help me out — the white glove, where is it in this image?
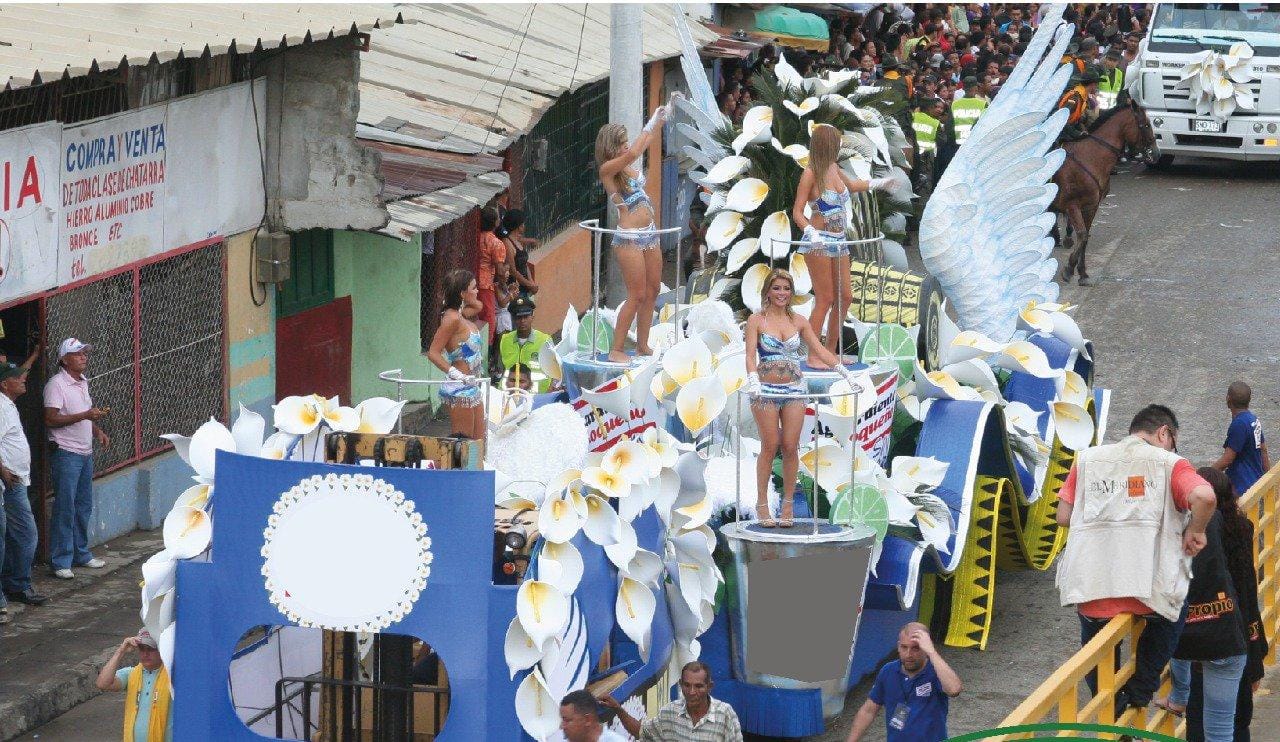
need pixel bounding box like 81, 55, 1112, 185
746, 373, 761, 395
448, 368, 478, 385
643, 105, 669, 132
802, 225, 820, 244
867, 177, 894, 191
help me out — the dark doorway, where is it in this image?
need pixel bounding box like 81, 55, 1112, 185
0, 300, 47, 557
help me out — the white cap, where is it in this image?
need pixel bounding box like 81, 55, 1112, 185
58, 338, 92, 359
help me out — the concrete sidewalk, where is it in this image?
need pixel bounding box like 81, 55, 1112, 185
1246, 664, 1280, 734
0, 531, 161, 741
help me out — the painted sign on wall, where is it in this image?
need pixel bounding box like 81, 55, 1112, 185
60, 107, 167, 283
0, 122, 60, 304
57, 82, 265, 285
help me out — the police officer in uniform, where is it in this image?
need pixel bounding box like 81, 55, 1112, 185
912, 97, 943, 193
1057, 67, 1100, 141
498, 296, 552, 392
1098, 49, 1126, 110
951, 77, 988, 146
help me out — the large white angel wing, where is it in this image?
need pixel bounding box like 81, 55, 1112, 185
671, 6, 733, 180
918, 4, 1075, 342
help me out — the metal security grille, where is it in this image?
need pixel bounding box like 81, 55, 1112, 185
44, 244, 226, 475
520, 80, 609, 240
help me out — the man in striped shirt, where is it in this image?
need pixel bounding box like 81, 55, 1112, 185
602, 661, 743, 741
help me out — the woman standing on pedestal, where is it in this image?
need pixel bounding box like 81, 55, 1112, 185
745, 268, 858, 528
594, 95, 679, 363
792, 123, 891, 365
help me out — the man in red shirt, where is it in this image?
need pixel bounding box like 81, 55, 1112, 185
476, 207, 507, 343
1056, 404, 1216, 713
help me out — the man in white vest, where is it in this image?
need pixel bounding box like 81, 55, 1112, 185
1055, 405, 1215, 713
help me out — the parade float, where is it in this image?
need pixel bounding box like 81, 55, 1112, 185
136, 4, 1107, 740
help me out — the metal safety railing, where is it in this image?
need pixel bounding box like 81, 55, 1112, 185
578, 219, 685, 358
378, 369, 491, 436
731, 381, 866, 537
999, 463, 1280, 739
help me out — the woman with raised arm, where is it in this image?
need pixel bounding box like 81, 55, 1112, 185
792, 123, 892, 366
427, 268, 486, 440
594, 94, 679, 364
745, 268, 860, 528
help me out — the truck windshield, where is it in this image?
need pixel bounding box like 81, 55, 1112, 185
1151, 4, 1280, 53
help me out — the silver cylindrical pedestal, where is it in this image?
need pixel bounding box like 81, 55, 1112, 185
718, 519, 876, 718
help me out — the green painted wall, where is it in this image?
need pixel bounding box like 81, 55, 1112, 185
332, 230, 440, 403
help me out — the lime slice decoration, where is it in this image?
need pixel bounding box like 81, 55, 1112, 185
576, 309, 615, 357
830, 481, 889, 543
859, 323, 916, 381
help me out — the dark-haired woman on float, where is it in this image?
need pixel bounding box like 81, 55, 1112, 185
427, 268, 486, 440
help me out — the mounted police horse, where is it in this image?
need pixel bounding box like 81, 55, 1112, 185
1053, 94, 1157, 285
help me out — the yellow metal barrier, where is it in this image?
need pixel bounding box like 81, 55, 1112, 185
999, 463, 1280, 739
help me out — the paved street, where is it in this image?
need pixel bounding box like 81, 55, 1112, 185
807, 156, 1280, 742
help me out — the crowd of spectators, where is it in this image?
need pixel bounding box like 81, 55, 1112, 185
717, 4, 1151, 186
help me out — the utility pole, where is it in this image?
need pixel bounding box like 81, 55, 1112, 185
605, 3, 644, 308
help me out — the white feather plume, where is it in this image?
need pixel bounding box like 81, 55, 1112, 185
917, 4, 1074, 342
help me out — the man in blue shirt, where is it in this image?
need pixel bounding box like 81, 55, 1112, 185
1214, 381, 1270, 495
845, 622, 963, 742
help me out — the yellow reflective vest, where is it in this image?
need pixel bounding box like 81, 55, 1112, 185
499, 329, 552, 390
1098, 68, 1125, 109
912, 112, 941, 154
950, 97, 987, 145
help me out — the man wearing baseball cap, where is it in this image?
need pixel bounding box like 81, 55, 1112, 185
97, 629, 172, 741
43, 338, 110, 579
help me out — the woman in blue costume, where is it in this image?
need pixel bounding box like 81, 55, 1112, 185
745, 268, 858, 528
791, 123, 892, 366
427, 268, 486, 440
594, 94, 679, 363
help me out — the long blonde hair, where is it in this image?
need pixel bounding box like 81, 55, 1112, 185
807, 123, 840, 185
594, 123, 628, 168
761, 268, 796, 315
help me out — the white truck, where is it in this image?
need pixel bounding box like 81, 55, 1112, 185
1133, 3, 1280, 165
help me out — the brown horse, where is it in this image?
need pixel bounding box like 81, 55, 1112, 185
1053, 96, 1156, 285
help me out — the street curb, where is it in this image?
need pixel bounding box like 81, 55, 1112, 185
0, 645, 117, 741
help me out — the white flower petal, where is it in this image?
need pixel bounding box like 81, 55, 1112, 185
516, 580, 570, 648
162, 506, 211, 560
706, 211, 745, 252
504, 617, 549, 679
724, 178, 769, 213
538, 540, 584, 594
1052, 401, 1096, 451
273, 395, 322, 435
616, 577, 657, 656
515, 668, 561, 740
188, 418, 236, 483
355, 397, 406, 434
675, 376, 728, 436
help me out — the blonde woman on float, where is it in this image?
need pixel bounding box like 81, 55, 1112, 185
745, 268, 859, 528
594, 93, 682, 364
791, 123, 893, 366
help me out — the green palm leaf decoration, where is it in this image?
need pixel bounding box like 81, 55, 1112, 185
695, 56, 918, 310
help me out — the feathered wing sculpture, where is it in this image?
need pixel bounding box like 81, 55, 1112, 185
918, 4, 1075, 342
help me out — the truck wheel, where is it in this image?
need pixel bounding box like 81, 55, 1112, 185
1150, 154, 1174, 170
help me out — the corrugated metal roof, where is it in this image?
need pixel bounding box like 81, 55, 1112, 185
360, 137, 504, 202
359, 3, 718, 154
380, 170, 510, 241
0, 3, 403, 89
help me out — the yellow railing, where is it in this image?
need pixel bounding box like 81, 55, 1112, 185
999, 463, 1280, 739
